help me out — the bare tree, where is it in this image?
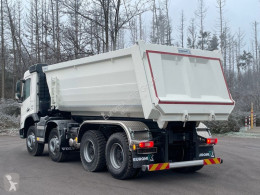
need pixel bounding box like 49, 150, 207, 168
216, 0, 225, 51
236, 28, 245, 81
55, 0, 61, 61
195, 0, 207, 50
129, 17, 138, 44
139, 13, 142, 40
253, 21, 259, 72
187, 18, 197, 49
35, 0, 41, 62
50, 0, 56, 61
165, 0, 171, 45
5, 0, 17, 96
64, 0, 150, 52
178, 10, 185, 48
150, 0, 172, 45
1, 0, 5, 99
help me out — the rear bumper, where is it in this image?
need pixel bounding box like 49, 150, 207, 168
142, 158, 223, 172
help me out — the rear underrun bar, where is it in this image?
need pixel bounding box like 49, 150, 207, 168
142, 158, 223, 172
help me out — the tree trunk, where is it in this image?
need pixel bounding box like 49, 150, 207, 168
56, 0, 60, 62
1, 0, 5, 99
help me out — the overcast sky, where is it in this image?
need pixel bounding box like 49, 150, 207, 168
150, 0, 260, 50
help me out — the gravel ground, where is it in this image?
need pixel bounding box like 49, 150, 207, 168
0, 136, 260, 195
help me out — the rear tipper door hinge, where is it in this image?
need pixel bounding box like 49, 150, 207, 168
51, 77, 59, 109
209, 111, 216, 121
182, 110, 189, 127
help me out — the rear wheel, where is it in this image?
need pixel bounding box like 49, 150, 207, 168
80, 130, 106, 172
106, 132, 139, 180
26, 126, 44, 156
48, 128, 67, 162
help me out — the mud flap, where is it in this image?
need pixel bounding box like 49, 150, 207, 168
132, 151, 155, 168
198, 146, 215, 159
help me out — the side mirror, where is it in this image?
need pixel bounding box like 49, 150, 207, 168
15, 80, 23, 103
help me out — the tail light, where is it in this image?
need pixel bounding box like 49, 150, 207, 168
206, 138, 218, 145
139, 141, 154, 148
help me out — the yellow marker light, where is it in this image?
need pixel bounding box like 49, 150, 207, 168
37, 137, 40, 141
75, 137, 78, 143
132, 144, 136, 150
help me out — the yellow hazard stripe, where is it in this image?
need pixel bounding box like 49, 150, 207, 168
149, 163, 169, 171
213, 158, 220, 164
204, 159, 212, 165
160, 163, 169, 170
149, 164, 158, 171
204, 158, 222, 165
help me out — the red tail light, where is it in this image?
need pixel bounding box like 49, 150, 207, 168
139, 141, 154, 148
206, 138, 218, 145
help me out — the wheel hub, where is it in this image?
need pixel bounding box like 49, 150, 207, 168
27, 133, 36, 150
110, 143, 124, 169
49, 136, 59, 155
83, 140, 95, 163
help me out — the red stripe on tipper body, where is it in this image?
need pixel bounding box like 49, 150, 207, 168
217, 158, 221, 163
166, 163, 170, 169
149, 164, 153, 169
156, 163, 163, 170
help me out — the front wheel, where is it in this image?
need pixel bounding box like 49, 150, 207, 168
26, 126, 44, 156
106, 132, 139, 180
48, 128, 67, 162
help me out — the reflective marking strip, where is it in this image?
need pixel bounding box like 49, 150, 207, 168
160, 163, 170, 170
36, 137, 44, 142
204, 158, 221, 165
209, 159, 215, 164
149, 164, 158, 171
156, 163, 163, 170
204, 159, 212, 165
213, 158, 220, 164
148, 163, 169, 171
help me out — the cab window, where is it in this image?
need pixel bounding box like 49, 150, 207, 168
23, 79, 31, 101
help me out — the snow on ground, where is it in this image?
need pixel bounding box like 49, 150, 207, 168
213, 127, 260, 138
0, 128, 19, 136
0, 99, 20, 136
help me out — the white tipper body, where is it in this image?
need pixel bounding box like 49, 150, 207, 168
40, 41, 234, 128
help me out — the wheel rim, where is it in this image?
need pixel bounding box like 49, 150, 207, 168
49, 135, 59, 155
83, 140, 95, 163
110, 143, 124, 169
27, 132, 36, 150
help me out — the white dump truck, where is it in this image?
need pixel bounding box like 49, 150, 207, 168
16, 41, 234, 179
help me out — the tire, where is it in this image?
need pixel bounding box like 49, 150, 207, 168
133, 168, 143, 178
26, 126, 44, 156
106, 132, 139, 180
48, 128, 67, 162
80, 130, 106, 172
174, 165, 204, 173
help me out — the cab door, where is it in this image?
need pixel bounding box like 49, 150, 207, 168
20, 77, 33, 128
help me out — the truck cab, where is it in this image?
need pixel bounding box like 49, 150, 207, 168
16, 64, 50, 138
